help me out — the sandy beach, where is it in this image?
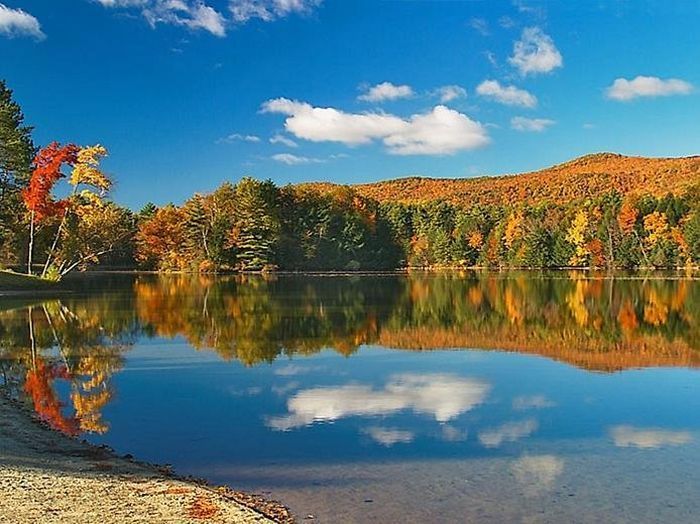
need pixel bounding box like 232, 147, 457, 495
0, 394, 293, 524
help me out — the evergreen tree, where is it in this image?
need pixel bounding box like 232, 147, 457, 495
0, 80, 35, 265
229, 178, 281, 271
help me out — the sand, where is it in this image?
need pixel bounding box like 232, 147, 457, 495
0, 394, 293, 524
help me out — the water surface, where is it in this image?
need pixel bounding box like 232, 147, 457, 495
1, 272, 699, 522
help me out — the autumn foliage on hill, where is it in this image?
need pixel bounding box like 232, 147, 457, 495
303, 153, 700, 207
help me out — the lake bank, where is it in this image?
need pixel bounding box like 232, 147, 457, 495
0, 392, 293, 524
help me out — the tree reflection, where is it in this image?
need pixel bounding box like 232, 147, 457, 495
0, 299, 131, 436
1, 271, 700, 435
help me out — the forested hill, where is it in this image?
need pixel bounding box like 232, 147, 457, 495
302, 153, 700, 207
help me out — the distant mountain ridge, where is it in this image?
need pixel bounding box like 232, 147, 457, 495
301, 153, 700, 206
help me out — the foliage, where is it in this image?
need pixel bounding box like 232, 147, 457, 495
0, 80, 35, 265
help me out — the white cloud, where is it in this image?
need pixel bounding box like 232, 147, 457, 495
271, 153, 324, 165
610, 425, 692, 449
0, 4, 45, 40
182, 2, 227, 36
476, 80, 537, 108
510, 116, 555, 132
512, 395, 556, 410
509, 27, 562, 75
266, 373, 490, 430
434, 85, 467, 103
229, 0, 322, 23
97, 0, 227, 36
363, 426, 414, 446
269, 133, 298, 147
219, 133, 261, 143
511, 455, 564, 496
605, 76, 693, 101
358, 82, 414, 103
478, 419, 538, 448
469, 17, 489, 36
261, 98, 490, 155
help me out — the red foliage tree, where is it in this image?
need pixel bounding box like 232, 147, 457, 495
22, 142, 79, 274
23, 142, 79, 220
24, 359, 80, 436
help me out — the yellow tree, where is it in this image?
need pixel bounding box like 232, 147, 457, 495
41, 145, 113, 277
566, 210, 589, 266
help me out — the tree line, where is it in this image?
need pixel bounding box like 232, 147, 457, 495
2, 78, 700, 274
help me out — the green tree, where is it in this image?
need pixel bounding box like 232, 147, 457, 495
0, 80, 35, 265
229, 178, 281, 271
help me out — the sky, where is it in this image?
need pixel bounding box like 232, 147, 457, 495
1, 0, 699, 209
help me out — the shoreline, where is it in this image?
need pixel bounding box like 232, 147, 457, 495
0, 391, 294, 524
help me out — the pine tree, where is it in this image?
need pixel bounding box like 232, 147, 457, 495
0, 80, 35, 265
229, 178, 281, 271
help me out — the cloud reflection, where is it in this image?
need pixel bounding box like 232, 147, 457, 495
512, 394, 556, 410
267, 373, 490, 431
363, 426, 415, 446
511, 455, 564, 496
478, 419, 538, 448
610, 425, 692, 449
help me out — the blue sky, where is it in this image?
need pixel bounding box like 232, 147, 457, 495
1, 0, 699, 209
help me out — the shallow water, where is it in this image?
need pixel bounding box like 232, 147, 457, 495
2, 272, 700, 522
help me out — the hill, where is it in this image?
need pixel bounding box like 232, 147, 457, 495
301, 153, 700, 206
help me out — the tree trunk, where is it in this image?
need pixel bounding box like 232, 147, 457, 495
27, 211, 35, 275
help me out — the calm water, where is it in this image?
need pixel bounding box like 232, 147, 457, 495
2, 272, 700, 523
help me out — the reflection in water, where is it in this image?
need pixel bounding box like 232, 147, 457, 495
2, 272, 700, 522
610, 426, 693, 449
267, 374, 490, 431
511, 455, 565, 497
362, 426, 415, 446
0, 300, 130, 435
512, 394, 556, 410
1, 270, 699, 436
478, 419, 538, 448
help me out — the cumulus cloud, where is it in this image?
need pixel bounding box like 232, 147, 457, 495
0, 4, 45, 40
261, 98, 489, 155
96, 0, 226, 36
269, 133, 298, 147
230, 0, 322, 23
476, 80, 537, 108
363, 426, 414, 446
218, 133, 261, 143
358, 82, 414, 102
605, 76, 693, 101
610, 425, 692, 449
510, 116, 555, 132
478, 419, 538, 448
511, 455, 564, 496
434, 85, 467, 103
509, 27, 562, 75
271, 153, 325, 165
266, 373, 490, 430
512, 394, 556, 410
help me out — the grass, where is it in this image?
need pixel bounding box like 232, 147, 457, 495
0, 270, 59, 291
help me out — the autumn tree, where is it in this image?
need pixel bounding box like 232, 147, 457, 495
22, 142, 79, 274
135, 205, 189, 271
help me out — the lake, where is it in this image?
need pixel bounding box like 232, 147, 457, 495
2, 271, 700, 523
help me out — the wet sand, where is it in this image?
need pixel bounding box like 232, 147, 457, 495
0, 394, 293, 523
